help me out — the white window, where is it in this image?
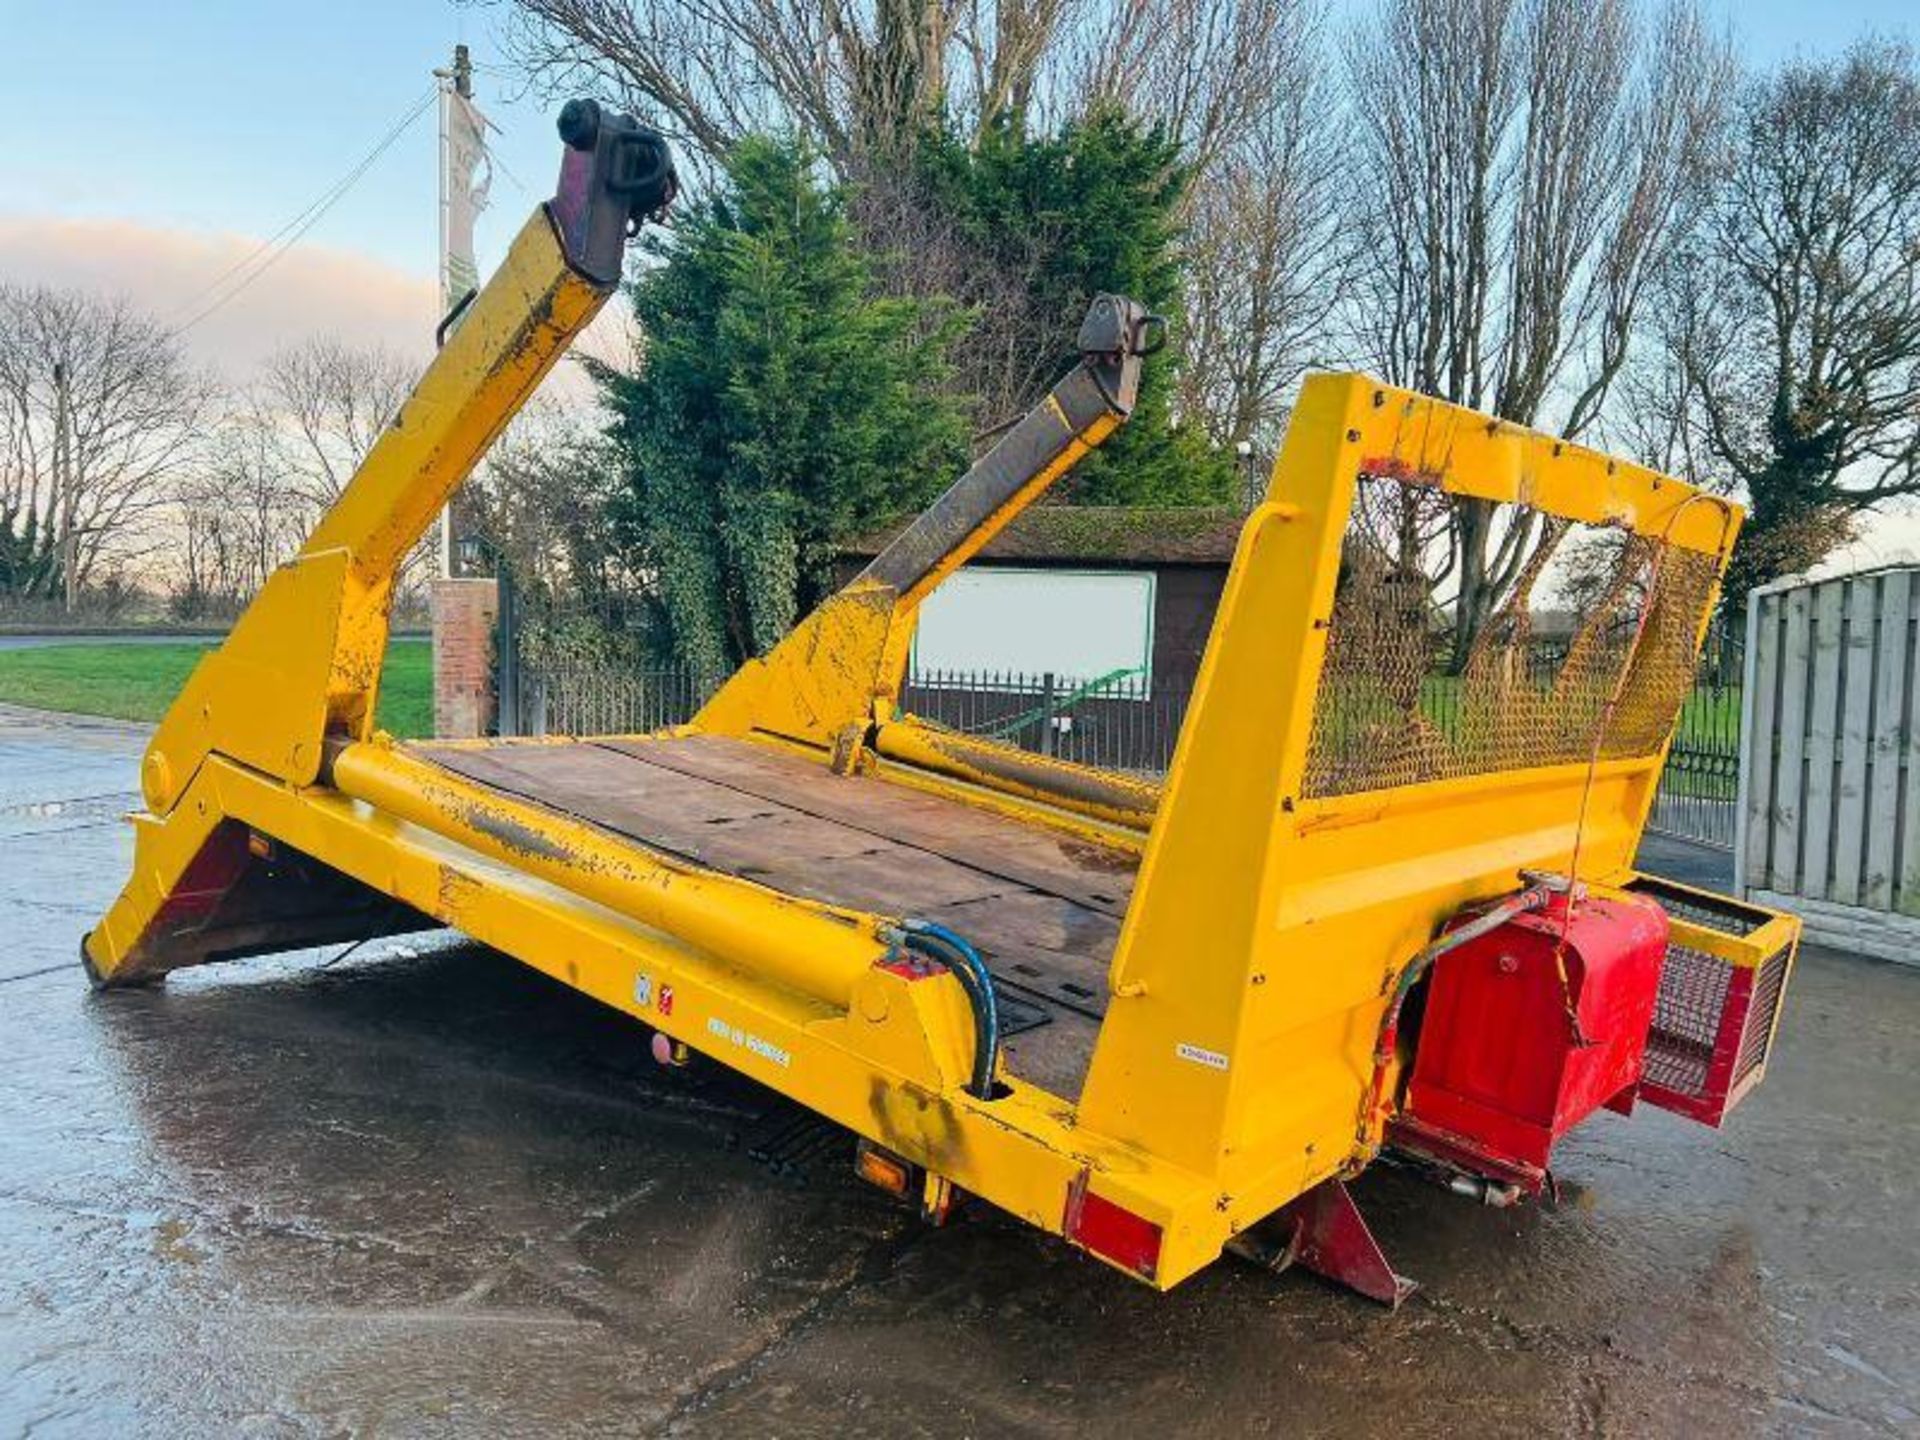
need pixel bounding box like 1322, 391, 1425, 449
910, 567, 1155, 693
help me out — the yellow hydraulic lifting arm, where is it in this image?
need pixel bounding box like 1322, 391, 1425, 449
132, 101, 676, 823
692, 297, 1165, 758
85, 102, 678, 982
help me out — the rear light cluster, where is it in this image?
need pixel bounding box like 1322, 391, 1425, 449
853, 1139, 955, 1225
854, 1140, 914, 1197
1064, 1177, 1163, 1282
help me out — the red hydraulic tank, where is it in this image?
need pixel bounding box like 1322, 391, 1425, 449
1403, 890, 1668, 1175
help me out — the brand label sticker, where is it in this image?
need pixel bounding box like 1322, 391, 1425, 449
658, 983, 675, 1017
633, 973, 653, 1009
708, 1015, 793, 1068
1176, 1041, 1230, 1071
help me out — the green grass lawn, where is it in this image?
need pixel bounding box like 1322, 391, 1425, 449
1405, 673, 1739, 746
0, 639, 434, 738
1677, 684, 1742, 742
0, 638, 1736, 761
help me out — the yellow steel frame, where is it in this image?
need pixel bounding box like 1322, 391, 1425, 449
1073, 377, 1753, 1215
84, 183, 1798, 1290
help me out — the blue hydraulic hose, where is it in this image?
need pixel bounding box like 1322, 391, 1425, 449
930, 948, 996, 1098
901, 923, 998, 1098
907, 920, 994, 999
908, 921, 998, 1045
902, 919, 1001, 1100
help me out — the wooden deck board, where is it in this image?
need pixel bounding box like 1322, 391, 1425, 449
407, 734, 1140, 1098
595, 736, 1138, 916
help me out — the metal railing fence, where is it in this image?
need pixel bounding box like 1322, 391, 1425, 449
1647, 623, 1744, 849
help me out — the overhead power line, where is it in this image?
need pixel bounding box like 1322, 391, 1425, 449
168, 86, 438, 340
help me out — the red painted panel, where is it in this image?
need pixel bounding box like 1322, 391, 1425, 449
1405, 892, 1667, 1173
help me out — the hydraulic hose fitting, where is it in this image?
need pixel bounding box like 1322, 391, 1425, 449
899, 919, 1001, 1101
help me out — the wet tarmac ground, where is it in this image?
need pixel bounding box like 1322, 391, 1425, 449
1, 704, 1915, 1437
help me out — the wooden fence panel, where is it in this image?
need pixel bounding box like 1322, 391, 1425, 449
1770, 587, 1813, 893
1740, 565, 1920, 964
1898, 579, 1920, 920
1741, 588, 1782, 883
1799, 581, 1845, 898
1863, 570, 1910, 912
1832, 577, 1877, 904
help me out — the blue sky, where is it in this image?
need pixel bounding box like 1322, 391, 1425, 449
0, 0, 1912, 376
0, 2, 554, 280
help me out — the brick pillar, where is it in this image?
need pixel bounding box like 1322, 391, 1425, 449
431, 577, 498, 739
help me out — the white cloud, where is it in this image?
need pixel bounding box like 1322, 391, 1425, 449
0, 213, 629, 394
0, 215, 436, 376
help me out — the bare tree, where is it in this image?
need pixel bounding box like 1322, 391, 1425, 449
499, 0, 1315, 185
499, 0, 1079, 178
500, 0, 1344, 456
1669, 40, 1920, 602
1597, 297, 1716, 487
1343, 0, 1732, 664
1174, 1, 1352, 453
172, 473, 247, 620
171, 413, 307, 615
848, 157, 1052, 429
258, 337, 416, 512
166, 337, 426, 613
1053, 0, 1306, 179
0, 284, 211, 606
463, 399, 630, 592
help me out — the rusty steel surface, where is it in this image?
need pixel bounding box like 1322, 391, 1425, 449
409, 735, 1131, 1097
857, 299, 1151, 604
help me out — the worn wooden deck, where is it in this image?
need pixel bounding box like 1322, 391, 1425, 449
408, 733, 1140, 1098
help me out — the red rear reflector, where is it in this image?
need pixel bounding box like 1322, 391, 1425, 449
1066, 1186, 1163, 1281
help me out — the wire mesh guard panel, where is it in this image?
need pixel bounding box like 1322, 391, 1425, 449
1638, 938, 1792, 1124
1640, 943, 1737, 1096
1624, 876, 1771, 937
1619, 878, 1791, 1124
1301, 472, 1723, 799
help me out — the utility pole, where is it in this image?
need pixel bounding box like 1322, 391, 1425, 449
429, 41, 510, 739
52, 360, 75, 612
433, 43, 476, 579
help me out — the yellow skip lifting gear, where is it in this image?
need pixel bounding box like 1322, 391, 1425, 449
83, 104, 1800, 1301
